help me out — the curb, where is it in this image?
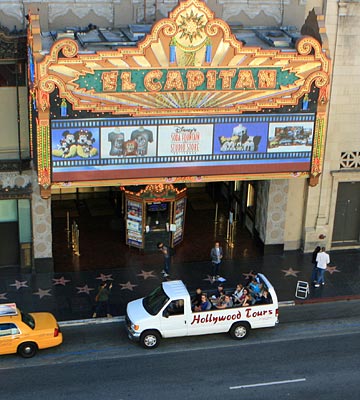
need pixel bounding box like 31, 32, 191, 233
58, 297, 360, 327
59, 316, 124, 327
294, 293, 360, 305
59, 300, 296, 327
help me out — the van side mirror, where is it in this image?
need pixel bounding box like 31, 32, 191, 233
163, 310, 169, 318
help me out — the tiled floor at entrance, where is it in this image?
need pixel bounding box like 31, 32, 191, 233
52, 188, 264, 273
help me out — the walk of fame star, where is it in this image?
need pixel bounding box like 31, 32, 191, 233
242, 270, 256, 279
33, 288, 52, 299
96, 273, 113, 282
326, 266, 341, 274
0, 293, 8, 300
52, 276, 71, 286
76, 284, 94, 294
137, 270, 157, 280
203, 275, 219, 283
119, 281, 137, 291
281, 268, 300, 277
10, 280, 29, 290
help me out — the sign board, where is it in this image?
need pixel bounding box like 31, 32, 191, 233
51, 113, 315, 182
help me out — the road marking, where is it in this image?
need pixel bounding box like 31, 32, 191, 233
230, 378, 306, 390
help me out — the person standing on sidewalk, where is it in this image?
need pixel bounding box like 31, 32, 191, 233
157, 242, 172, 278
92, 281, 113, 318
210, 241, 223, 281
315, 247, 330, 287
311, 245, 321, 285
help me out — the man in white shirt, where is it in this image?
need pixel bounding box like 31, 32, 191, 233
315, 247, 330, 287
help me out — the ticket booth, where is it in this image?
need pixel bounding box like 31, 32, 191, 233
122, 184, 187, 251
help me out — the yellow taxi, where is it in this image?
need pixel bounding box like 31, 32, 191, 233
0, 303, 63, 358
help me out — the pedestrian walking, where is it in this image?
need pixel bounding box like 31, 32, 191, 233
157, 242, 173, 278
311, 245, 321, 285
92, 281, 113, 318
210, 241, 223, 281
315, 247, 330, 287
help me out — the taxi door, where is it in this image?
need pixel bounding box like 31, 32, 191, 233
0, 323, 21, 355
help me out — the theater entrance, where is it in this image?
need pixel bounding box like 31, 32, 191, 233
122, 184, 187, 252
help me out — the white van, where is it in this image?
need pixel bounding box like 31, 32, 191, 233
125, 273, 278, 348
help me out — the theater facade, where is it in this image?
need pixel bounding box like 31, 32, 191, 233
25, 0, 334, 270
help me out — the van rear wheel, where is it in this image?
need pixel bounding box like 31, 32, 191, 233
230, 322, 249, 340
140, 330, 160, 349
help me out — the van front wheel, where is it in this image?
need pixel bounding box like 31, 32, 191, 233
140, 330, 161, 349
230, 322, 249, 340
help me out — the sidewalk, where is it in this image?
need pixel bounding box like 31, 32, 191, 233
0, 248, 359, 322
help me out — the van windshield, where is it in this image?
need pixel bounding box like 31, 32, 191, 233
143, 286, 169, 315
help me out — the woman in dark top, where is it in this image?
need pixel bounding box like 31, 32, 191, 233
311, 246, 321, 284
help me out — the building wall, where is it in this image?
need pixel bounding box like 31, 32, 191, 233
0, 87, 29, 159
31, 171, 54, 270
1, 0, 312, 31
264, 180, 287, 248
302, 0, 360, 252
1, 0, 359, 259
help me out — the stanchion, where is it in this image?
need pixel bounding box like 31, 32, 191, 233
226, 219, 235, 248
71, 220, 80, 256
66, 211, 71, 248
214, 202, 219, 222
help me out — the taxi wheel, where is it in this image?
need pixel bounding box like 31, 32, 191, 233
229, 322, 249, 340
18, 342, 38, 358
140, 330, 160, 349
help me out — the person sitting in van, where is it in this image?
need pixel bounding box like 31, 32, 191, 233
256, 289, 271, 305
249, 278, 262, 302
232, 283, 244, 305
167, 299, 184, 315
191, 288, 203, 310
194, 293, 212, 312
215, 283, 225, 299
240, 288, 252, 307
216, 294, 233, 309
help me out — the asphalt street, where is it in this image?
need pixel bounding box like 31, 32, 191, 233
1, 299, 360, 369
1, 317, 359, 400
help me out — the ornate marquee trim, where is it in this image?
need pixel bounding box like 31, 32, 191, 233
32, 0, 331, 117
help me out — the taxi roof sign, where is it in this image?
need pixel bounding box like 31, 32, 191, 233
0, 303, 18, 316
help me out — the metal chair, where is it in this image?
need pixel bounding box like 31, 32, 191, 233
295, 281, 310, 299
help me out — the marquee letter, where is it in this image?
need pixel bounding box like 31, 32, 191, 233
186, 70, 205, 91
219, 70, 236, 89
164, 71, 185, 91
258, 70, 277, 89
144, 70, 163, 92
206, 70, 217, 90
235, 70, 255, 89
120, 71, 136, 91
101, 71, 118, 91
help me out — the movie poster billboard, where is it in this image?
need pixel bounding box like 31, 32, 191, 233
51, 113, 315, 181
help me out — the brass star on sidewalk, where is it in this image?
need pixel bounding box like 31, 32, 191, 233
119, 281, 138, 291
52, 276, 71, 286
137, 270, 157, 280
76, 284, 95, 294
96, 273, 113, 282
10, 280, 29, 290
281, 268, 301, 277
33, 288, 52, 299
0, 293, 8, 300
326, 266, 341, 274
203, 275, 215, 283
242, 270, 257, 279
